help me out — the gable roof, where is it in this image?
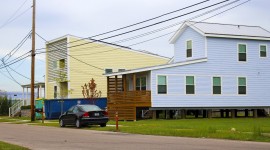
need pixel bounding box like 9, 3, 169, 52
170, 21, 270, 43
46, 35, 170, 60
104, 58, 207, 76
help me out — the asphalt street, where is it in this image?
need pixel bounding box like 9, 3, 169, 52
0, 123, 270, 150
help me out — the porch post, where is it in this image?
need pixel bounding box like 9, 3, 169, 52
115, 76, 118, 92
123, 75, 127, 92
133, 74, 136, 91
107, 77, 109, 93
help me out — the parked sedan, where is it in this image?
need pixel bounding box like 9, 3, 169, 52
59, 104, 109, 128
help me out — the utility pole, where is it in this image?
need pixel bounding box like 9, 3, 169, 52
30, 0, 36, 121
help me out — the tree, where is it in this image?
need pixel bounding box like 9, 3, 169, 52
81, 78, 101, 104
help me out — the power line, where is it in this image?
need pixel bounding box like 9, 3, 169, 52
1, 60, 21, 86
36, 0, 238, 57
36, 0, 211, 50
35, 0, 230, 53
0, 70, 21, 86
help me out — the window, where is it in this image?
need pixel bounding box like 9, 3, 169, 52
260, 45, 267, 57
213, 77, 221, 94
136, 77, 146, 91
157, 76, 167, 94
118, 69, 125, 72
105, 69, 113, 74
186, 76, 195, 94
238, 44, 246, 61
54, 86, 57, 98
186, 40, 192, 58
59, 59, 65, 68
238, 77, 246, 95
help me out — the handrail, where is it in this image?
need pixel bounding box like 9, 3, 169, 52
9, 100, 24, 117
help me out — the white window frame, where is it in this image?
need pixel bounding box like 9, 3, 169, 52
186, 39, 193, 59
237, 43, 248, 62
136, 76, 147, 91
185, 75, 196, 95
237, 76, 247, 95
156, 75, 168, 95
212, 76, 222, 95
259, 44, 267, 58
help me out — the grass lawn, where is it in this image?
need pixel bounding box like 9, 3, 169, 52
1, 116, 270, 142
0, 141, 29, 150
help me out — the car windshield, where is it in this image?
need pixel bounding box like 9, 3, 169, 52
79, 105, 102, 112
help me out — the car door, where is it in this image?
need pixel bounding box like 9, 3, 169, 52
66, 106, 79, 125
63, 106, 75, 125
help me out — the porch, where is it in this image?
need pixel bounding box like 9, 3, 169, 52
107, 72, 151, 121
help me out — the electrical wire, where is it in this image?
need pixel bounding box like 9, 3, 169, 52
35, 0, 230, 53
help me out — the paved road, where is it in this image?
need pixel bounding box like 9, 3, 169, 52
0, 123, 270, 150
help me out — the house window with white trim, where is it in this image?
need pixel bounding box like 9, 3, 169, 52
136, 77, 146, 91
238, 77, 246, 95
105, 69, 113, 74
260, 45, 267, 57
157, 76, 167, 94
186, 40, 192, 58
238, 44, 246, 61
213, 77, 221, 94
186, 76, 195, 94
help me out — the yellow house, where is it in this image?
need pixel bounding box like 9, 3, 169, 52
45, 35, 170, 99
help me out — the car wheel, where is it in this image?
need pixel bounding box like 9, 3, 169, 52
76, 119, 81, 128
100, 123, 106, 127
59, 119, 65, 127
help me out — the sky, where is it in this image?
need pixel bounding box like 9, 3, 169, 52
0, 0, 269, 92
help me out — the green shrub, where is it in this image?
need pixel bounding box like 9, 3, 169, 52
21, 105, 31, 110
0, 96, 12, 115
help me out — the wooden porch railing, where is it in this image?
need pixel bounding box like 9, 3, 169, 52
107, 91, 151, 121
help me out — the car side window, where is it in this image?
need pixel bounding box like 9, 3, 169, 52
72, 106, 79, 113
67, 106, 74, 113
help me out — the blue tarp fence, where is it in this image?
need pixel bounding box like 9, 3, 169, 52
44, 98, 107, 120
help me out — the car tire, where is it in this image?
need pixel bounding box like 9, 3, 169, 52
59, 119, 65, 127
100, 123, 106, 127
76, 119, 81, 128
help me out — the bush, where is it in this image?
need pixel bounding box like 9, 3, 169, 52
0, 96, 12, 116
21, 105, 31, 110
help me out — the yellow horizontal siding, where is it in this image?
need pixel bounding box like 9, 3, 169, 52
48, 36, 169, 98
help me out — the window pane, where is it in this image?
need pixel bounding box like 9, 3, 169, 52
213, 86, 221, 94
213, 77, 221, 86
105, 69, 113, 74
260, 45, 266, 52
59, 59, 65, 68
260, 51, 267, 57
186, 85, 195, 94
238, 77, 246, 86
118, 69, 125, 72
238, 44, 246, 53
136, 78, 140, 86
158, 76, 166, 85
141, 77, 146, 87
260, 45, 267, 57
187, 40, 192, 49
186, 76, 194, 85
239, 53, 246, 61
187, 49, 192, 57
158, 85, 167, 94
141, 86, 146, 90
238, 86, 246, 94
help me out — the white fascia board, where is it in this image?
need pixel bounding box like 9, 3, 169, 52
104, 58, 207, 77
169, 23, 205, 44
46, 35, 69, 45
206, 34, 270, 41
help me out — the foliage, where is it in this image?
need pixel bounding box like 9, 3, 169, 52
81, 78, 102, 98
53, 64, 71, 98
0, 141, 29, 150
0, 96, 12, 116
21, 105, 31, 110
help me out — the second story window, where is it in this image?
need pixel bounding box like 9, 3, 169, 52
186, 40, 192, 58
157, 75, 167, 94
260, 45, 267, 57
238, 44, 247, 62
59, 59, 65, 69
186, 76, 195, 94
238, 77, 246, 95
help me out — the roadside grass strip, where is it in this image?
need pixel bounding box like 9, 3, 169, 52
0, 141, 29, 150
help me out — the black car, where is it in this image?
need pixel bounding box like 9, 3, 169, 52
59, 104, 109, 128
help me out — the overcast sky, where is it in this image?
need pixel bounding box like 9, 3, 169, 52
0, 0, 269, 92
